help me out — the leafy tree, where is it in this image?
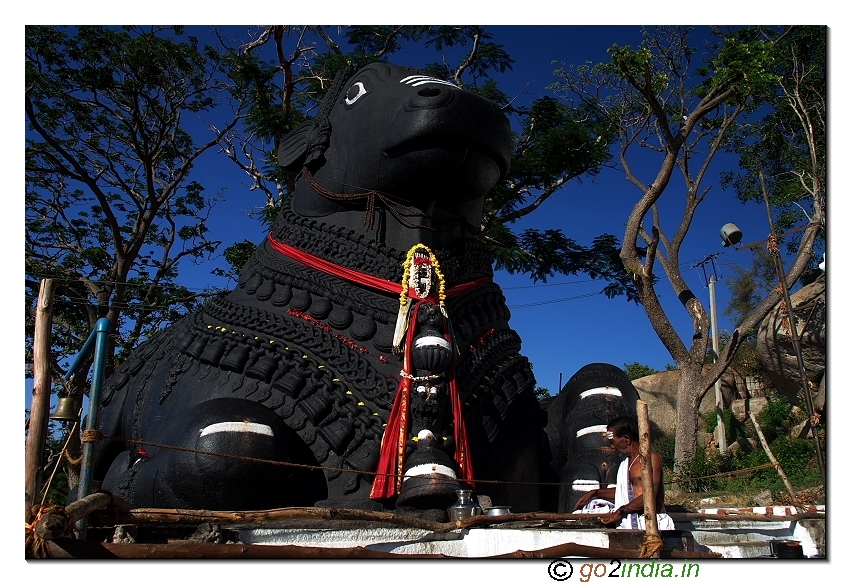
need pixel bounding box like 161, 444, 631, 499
623, 362, 660, 381
548, 26, 824, 480
717, 330, 761, 378
723, 245, 780, 327
534, 386, 552, 400
25, 26, 242, 486
26, 26, 240, 375
216, 26, 635, 296
721, 26, 825, 255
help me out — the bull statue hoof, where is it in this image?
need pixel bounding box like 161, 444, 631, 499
91, 62, 549, 513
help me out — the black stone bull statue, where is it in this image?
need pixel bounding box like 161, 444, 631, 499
543, 363, 640, 513
91, 62, 559, 514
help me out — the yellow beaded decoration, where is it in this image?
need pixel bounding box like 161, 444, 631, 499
399, 243, 446, 308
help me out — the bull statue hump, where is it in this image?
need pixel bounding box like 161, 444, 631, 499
91, 62, 553, 516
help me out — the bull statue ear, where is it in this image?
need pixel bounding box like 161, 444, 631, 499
277, 120, 314, 171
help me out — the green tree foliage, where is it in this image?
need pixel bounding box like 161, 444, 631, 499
678, 394, 822, 497
721, 26, 825, 255
547, 26, 824, 478
26, 26, 240, 375
723, 246, 779, 327
623, 362, 659, 380
715, 330, 761, 378
534, 386, 552, 400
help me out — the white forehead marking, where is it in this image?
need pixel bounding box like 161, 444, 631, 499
400, 75, 458, 88
199, 421, 274, 438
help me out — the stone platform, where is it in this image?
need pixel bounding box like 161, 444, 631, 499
231, 506, 824, 558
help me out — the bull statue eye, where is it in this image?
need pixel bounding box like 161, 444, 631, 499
345, 81, 368, 105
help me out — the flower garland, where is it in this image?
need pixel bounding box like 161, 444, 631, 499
399, 244, 446, 308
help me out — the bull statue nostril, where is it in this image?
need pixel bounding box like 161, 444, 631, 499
417, 87, 442, 98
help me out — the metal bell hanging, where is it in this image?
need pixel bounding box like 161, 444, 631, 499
50, 396, 80, 422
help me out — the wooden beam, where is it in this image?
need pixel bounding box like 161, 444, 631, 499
110, 505, 632, 532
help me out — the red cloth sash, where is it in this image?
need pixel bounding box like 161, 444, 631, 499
267, 234, 491, 298
265, 233, 480, 498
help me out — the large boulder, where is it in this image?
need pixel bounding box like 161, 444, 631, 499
631, 368, 745, 438
756, 275, 825, 410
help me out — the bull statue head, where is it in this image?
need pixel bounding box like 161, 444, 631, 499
277, 62, 512, 251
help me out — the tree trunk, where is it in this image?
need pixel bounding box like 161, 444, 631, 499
672, 362, 702, 491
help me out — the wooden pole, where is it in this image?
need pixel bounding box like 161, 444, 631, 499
636, 400, 661, 557
34, 492, 112, 541
759, 170, 825, 482
749, 411, 798, 506
25, 279, 56, 522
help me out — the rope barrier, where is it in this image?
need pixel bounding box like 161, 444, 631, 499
668, 462, 778, 486
78, 430, 788, 491
96, 432, 548, 487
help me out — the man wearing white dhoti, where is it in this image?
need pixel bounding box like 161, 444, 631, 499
573, 416, 674, 530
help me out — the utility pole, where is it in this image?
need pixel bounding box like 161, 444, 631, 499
695, 255, 726, 452
708, 272, 726, 452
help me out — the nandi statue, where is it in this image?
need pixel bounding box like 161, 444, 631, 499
91, 62, 564, 516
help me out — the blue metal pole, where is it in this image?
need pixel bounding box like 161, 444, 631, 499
62, 325, 99, 382
73, 317, 111, 538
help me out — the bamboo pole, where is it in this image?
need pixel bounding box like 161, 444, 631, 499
25, 279, 56, 523
759, 170, 825, 482
749, 411, 798, 506
636, 400, 660, 557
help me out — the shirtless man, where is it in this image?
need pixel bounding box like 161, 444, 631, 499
573, 416, 674, 530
